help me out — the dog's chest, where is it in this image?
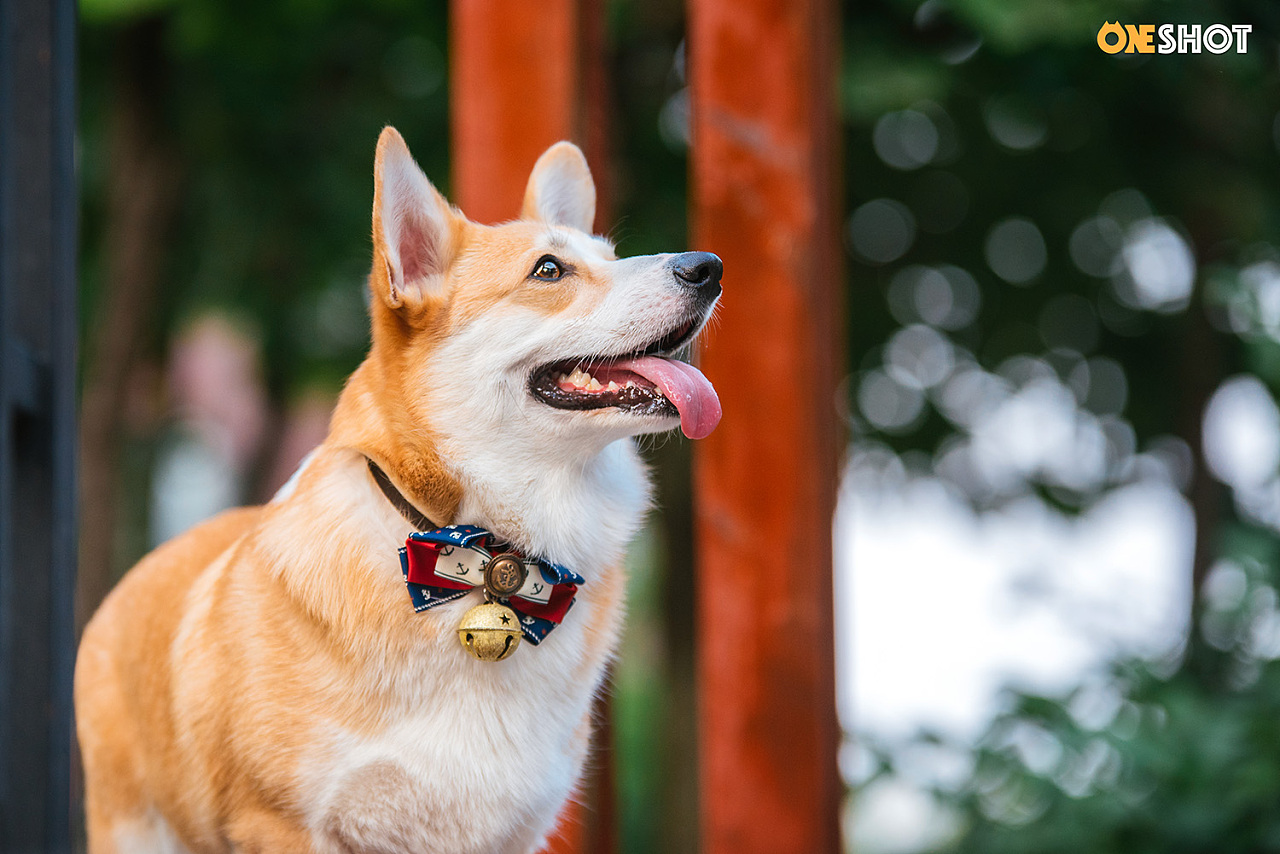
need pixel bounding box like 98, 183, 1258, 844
304, 636, 595, 854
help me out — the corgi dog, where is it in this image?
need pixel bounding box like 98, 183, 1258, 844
75, 127, 722, 854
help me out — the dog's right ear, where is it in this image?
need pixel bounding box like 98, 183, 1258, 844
372, 127, 458, 310
521, 142, 596, 233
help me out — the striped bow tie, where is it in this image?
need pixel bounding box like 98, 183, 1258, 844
399, 525, 583, 646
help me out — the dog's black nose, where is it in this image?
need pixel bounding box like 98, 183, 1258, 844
671, 251, 723, 294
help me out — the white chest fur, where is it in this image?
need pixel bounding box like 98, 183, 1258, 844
302, 608, 598, 854
274, 449, 635, 854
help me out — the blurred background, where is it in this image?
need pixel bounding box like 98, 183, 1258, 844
76, 0, 1280, 851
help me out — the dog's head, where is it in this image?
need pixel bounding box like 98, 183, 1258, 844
365, 127, 721, 456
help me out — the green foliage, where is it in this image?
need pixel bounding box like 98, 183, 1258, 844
81, 0, 452, 396
844, 0, 1280, 849
926, 599, 1280, 852
80, 0, 175, 26
843, 0, 1280, 502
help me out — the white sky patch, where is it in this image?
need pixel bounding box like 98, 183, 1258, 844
1202, 375, 1280, 533
1203, 375, 1280, 490
1115, 218, 1196, 312
848, 776, 962, 854
836, 463, 1194, 744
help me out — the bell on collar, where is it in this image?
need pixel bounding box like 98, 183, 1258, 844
458, 602, 522, 662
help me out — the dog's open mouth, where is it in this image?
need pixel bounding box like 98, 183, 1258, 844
529, 319, 722, 439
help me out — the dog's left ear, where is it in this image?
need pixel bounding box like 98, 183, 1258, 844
521, 142, 596, 233
373, 126, 459, 310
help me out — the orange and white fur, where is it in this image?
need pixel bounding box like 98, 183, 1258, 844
75, 127, 722, 854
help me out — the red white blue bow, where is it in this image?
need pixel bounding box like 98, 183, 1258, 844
399, 525, 583, 645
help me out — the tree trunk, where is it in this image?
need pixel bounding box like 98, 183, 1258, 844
76, 20, 179, 633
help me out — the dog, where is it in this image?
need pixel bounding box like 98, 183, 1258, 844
75, 126, 722, 853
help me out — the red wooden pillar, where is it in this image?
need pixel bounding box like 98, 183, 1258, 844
450, 0, 576, 223
450, 2, 613, 853
450, 0, 611, 230
689, 0, 844, 851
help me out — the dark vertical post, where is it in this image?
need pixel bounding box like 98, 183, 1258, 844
689, 0, 844, 851
0, 0, 79, 850
450, 2, 614, 852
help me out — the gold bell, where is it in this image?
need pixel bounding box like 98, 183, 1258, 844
457, 602, 522, 662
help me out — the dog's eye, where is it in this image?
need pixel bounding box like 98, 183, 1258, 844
532, 256, 565, 280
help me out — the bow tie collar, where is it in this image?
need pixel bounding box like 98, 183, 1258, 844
367, 457, 585, 655
399, 525, 583, 646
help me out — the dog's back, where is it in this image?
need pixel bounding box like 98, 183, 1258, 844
77, 507, 262, 852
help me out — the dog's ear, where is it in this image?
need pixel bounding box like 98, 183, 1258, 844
520, 142, 596, 233
372, 127, 458, 310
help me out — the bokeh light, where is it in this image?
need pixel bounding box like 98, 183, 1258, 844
885, 324, 956, 390
985, 217, 1047, 284
874, 109, 939, 170
982, 95, 1048, 152
1069, 215, 1125, 278
859, 368, 927, 433
887, 264, 981, 330
1113, 219, 1196, 313
1203, 375, 1280, 493
849, 198, 917, 264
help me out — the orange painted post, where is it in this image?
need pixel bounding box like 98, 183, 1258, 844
451, 0, 579, 225
689, 0, 844, 851
449, 3, 613, 853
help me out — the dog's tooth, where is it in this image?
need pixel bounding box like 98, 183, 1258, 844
586, 377, 603, 391
607, 381, 619, 392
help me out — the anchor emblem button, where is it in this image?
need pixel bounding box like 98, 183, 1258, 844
484, 553, 528, 599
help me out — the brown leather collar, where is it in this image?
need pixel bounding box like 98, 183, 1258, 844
367, 458, 437, 531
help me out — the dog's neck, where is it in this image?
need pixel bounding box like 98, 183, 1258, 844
329, 357, 652, 576
327, 358, 463, 518
447, 435, 651, 576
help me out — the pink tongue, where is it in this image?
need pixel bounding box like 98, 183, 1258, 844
611, 356, 722, 439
